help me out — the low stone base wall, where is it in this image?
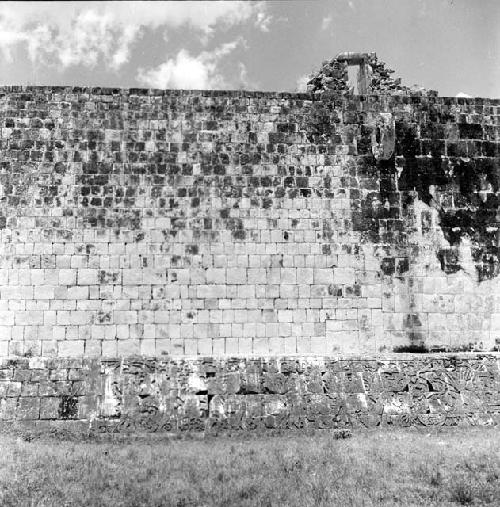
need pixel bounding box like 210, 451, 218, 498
1, 355, 499, 434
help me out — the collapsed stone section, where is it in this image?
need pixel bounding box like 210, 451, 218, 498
307, 52, 436, 97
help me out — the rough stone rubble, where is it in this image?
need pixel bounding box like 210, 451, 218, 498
307, 52, 437, 96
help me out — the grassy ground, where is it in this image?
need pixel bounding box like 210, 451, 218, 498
0, 426, 499, 506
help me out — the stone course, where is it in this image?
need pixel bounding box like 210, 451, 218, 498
0, 355, 499, 433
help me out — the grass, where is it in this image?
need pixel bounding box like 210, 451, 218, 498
0, 426, 499, 506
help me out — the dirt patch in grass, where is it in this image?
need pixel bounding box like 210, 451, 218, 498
0, 426, 499, 506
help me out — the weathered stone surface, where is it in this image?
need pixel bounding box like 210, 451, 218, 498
307, 52, 436, 97
0, 85, 498, 355
0, 60, 499, 432
1, 355, 499, 433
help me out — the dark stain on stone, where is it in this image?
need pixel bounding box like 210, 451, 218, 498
380, 257, 395, 275
393, 344, 429, 353
328, 284, 343, 296
232, 229, 246, 240
54, 162, 67, 175
437, 248, 461, 274
396, 258, 409, 275
458, 123, 483, 139
390, 114, 500, 282
58, 395, 78, 419
262, 197, 273, 209
404, 313, 422, 329
397, 120, 446, 203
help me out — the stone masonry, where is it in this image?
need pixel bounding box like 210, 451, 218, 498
1, 355, 499, 434
0, 54, 499, 432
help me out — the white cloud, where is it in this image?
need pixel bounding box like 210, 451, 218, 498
136, 38, 243, 90
239, 62, 250, 88
255, 10, 273, 32
321, 15, 332, 31
295, 74, 310, 92
0, 26, 26, 62
111, 25, 140, 70
137, 50, 215, 89
0, 1, 269, 69
236, 62, 259, 90
456, 92, 472, 98
58, 11, 116, 68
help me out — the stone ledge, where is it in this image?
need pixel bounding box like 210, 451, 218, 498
2, 352, 500, 367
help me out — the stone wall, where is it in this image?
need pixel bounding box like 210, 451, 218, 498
1, 355, 499, 433
0, 84, 500, 431
0, 87, 499, 357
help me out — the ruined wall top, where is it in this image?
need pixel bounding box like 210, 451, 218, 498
307, 52, 437, 97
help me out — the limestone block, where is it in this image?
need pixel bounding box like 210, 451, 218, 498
283, 337, 297, 354
238, 337, 252, 355
114, 311, 138, 325
101, 341, 117, 357
0, 311, 14, 326
206, 268, 226, 284
77, 269, 98, 285
58, 341, 84, 357
15, 311, 44, 326
34, 286, 55, 300
67, 286, 89, 300
117, 340, 140, 356
40, 397, 60, 419
197, 285, 226, 299
41, 341, 58, 357
84, 341, 102, 357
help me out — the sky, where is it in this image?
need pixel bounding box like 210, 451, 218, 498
0, 0, 498, 97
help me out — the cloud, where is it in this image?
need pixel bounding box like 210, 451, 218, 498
0, 1, 269, 69
295, 74, 310, 92
236, 62, 260, 90
136, 38, 243, 90
0, 25, 27, 62
321, 15, 332, 31
137, 50, 216, 89
57, 10, 117, 68
456, 92, 472, 98
111, 25, 140, 70
255, 10, 273, 32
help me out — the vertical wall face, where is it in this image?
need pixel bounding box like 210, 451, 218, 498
0, 87, 499, 358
